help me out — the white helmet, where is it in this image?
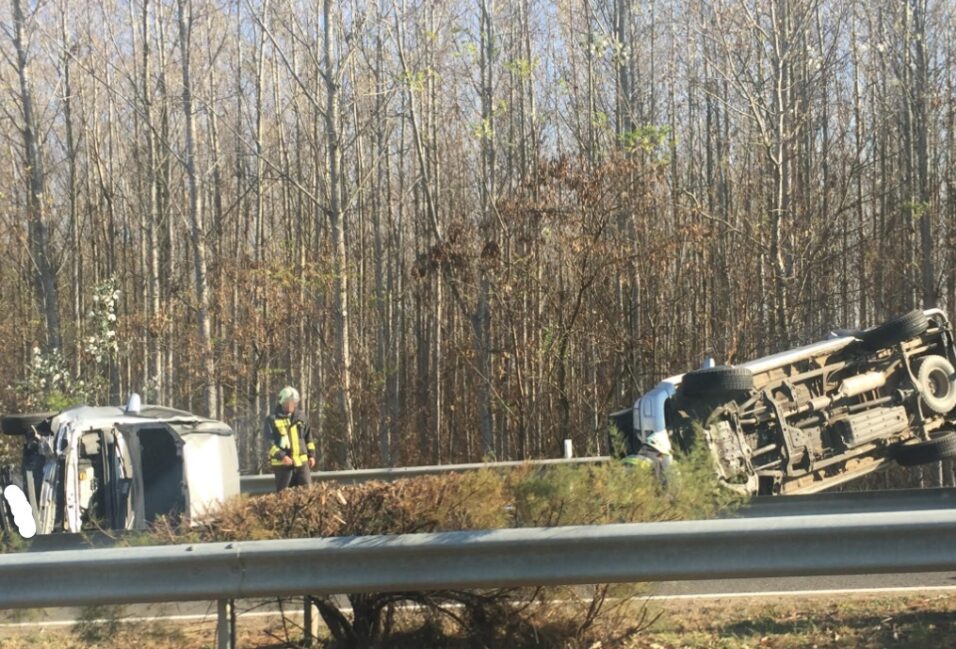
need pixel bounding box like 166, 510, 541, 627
645, 431, 672, 455
278, 386, 300, 405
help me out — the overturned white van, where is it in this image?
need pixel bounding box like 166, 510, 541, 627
611, 309, 956, 495
0, 395, 239, 537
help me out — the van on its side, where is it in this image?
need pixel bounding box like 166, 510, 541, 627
0, 396, 239, 537
611, 309, 956, 495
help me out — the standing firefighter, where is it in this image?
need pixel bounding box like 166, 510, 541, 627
622, 431, 674, 485
266, 386, 316, 491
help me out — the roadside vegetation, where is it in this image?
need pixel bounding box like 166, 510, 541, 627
143, 451, 737, 648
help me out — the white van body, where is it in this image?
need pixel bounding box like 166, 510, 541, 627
613, 309, 956, 495
2, 401, 239, 536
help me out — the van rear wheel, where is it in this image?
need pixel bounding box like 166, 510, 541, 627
861, 310, 929, 351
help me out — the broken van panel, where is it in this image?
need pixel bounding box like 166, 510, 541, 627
0, 397, 239, 537
611, 309, 956, 495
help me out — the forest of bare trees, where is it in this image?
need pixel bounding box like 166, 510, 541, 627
0, 0, 954, 473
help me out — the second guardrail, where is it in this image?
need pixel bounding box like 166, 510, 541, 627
238, 456, 610, 495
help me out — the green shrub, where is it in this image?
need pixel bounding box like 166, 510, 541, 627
157, 453, 741, 648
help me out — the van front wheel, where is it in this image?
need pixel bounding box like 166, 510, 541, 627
680, 366, 754, 397
893, 431, 956, 467
915, 355, 956, 415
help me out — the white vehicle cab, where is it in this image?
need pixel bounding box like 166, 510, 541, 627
0, 395, 239, 538
611, 309, 956, 495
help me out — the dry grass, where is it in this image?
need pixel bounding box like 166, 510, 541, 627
617, 592, 956, 648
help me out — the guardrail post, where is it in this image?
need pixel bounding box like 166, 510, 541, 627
217, 598, 235, 649
303, 596, 319, 646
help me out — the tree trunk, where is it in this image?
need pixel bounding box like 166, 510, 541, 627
324, 0, 355, 467
177, 0, 217, 418
12, 0, 61, 351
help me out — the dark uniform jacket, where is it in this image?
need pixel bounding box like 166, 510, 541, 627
265, 405, 316, 468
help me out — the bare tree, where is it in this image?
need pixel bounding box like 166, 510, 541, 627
0, 0, 952, 478
177, 0, 218, 417
11, 0, 61, 351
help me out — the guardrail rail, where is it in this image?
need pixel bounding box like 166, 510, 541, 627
2, 508, 956, 648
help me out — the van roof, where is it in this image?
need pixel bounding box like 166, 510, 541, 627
52, 404, 233, 436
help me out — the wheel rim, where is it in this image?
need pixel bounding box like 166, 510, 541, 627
926, 367, 951, 399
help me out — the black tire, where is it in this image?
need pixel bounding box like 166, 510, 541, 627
680, 366, 754, 397
0, 412, 56, 436
915, 355, 956, 415
861, 310, 929, 351
893, 431, 956, 467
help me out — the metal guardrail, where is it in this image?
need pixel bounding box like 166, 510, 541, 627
13, 487, 956, 556
3, 509, 956, 610
239, 457, 611, 495
739, 487, 956, 518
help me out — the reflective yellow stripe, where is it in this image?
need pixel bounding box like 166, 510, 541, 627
274, 417, 306, 467
289, 421, 301, 466
269, 443, 284, 466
